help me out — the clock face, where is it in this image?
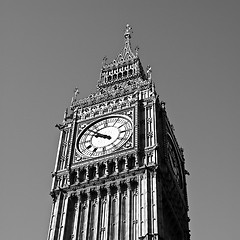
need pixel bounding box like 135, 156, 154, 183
76, 115, 133, 157
167, 140, 183, 188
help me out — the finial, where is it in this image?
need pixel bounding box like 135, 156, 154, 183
64, 108, 68, 120
74, 87, 79, 98
146, 65, 152, 80
102, 56, 107, 66
124, 24, 132, 39
152, 82, 156, 96
161, 101, 166, 109
71, 87, 79, 106
135, 46, 139, 57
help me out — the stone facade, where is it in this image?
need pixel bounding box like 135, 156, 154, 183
47, 25, 190, 240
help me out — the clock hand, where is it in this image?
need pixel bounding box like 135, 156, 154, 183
88, 129, 111, 140
95, 133, 111, 140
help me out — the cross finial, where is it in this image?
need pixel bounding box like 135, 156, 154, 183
124, 24, 132, 39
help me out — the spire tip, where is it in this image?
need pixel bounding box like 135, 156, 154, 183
124, 24, 132, 39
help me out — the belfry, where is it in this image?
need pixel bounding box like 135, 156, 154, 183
47, 25, 190, 240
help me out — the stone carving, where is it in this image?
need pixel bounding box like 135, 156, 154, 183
70, 87, 79, 106
72, 24, 152, 112
74, 87, 79, 98
102, 56, 107, 66
48, 25, 191, 240
135, 46, 139, 57
146, 65, 152, 80
55, 123, 66, 130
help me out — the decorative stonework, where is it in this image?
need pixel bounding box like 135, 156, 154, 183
70, 24, 152, 112
48, 25, 190, 240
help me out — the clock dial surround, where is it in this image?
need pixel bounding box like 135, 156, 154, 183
76, 115, 133, 157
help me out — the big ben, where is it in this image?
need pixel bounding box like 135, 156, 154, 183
47, 25, 190, 240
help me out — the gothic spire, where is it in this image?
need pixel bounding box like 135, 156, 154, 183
97, 24, 145, 89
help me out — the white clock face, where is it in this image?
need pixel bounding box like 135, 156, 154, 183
76, 115, 133, 157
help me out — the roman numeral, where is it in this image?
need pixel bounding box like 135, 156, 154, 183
91, 125, 98, 131
104, 119, 108, 127
118, 122, 128, 128
113, 118, 119, 126
81, 140, 91, 144
119, 129, 131, 133
119, 136, 128, 141
110, 143, 117, 150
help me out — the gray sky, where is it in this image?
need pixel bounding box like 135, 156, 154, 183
1, 1, 240, 239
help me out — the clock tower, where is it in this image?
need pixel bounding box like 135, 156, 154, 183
47, 25, 190, 240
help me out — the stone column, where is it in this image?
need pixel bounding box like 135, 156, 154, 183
152, 100, 157, 148
95, 163, 99, 179
72, 193, 80, 240
78, 193, 88, 240
76, 168, 80, 184
93, 189, 100, 240
59, 193, 69, 240
84, 190, 91, 240
135, 153, 139, 169
151, 171, 158, 235
47, 194, 60, 240
67, 112, 78, 169
105, 161, 109, 177
134, 180, 139, 240
144, 105, 148, 149
108, 185, 116, 239
105, 186, 111, 240
85, 167, 89, 182
51, 127, 64, 191
126, 180, 131, 240
98, 189, 106, 240
46, 201, 55, 240
115, 158, 119, 174
144, 172, 150, 238
139, 175, 146, 237
124, 156, 129, 172
122, 157, 127, 172
116, 183, 121, 239
119, 183, 128, 240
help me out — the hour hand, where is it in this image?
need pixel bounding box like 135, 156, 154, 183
88, 129, 111, 140
95, 132, 111, 140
